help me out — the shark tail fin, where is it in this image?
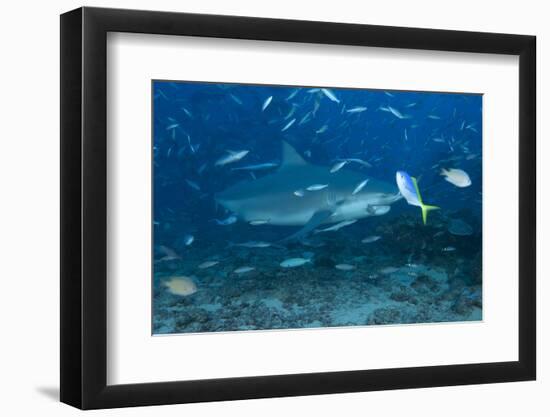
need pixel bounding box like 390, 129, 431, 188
411, 176, 439, 225
420, 204, 440, 225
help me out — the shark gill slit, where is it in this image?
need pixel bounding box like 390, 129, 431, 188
326, 189, 338, 208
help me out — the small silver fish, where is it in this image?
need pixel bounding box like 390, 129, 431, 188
335, 264, 355, 271
379, 266, 399, 274
185, 134, 196, 154
280, 258, 311, 268
156, 89, 168, 100
340, 158, 372, 168
262, 96, 273, 111
281, 118, 296, 132
294, 189, 305, 197
442, 246, 456, 252
158, 245, 180, 261
229, 94, 243, 105
198, 163, 208, 175
312, 100, 321, 116
321, 88, 340, 103
215, 150, 250, 167
234, 266, 255, 274
185, 179, 200, 191
306, 184, 328, 191
298, 112, 312, 125
234, 241, 271, 248
232, 162, 278, 171
346, 106, 367, 113
183, 234, 194, 246
352, 179, 369, 195
330, 160, 348, 173
316, 125, 329, 134
286, 89, 299, 100
284, 105, 297, 120
387, 106, 406, 119
198, 261, 219, 269
300, 238, 325, 248
361, 235, 381, 243
315, 220, 357, 233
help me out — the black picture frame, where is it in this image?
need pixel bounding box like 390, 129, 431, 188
60, 6, 536, 410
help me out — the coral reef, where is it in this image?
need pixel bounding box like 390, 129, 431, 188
153, 212, 482, 334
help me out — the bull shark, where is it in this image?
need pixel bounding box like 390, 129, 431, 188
216, 141, 402, 241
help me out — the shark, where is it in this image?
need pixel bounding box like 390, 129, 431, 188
216, 141, 402, 241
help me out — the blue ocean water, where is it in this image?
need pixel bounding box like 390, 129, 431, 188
152, 81, 482, 334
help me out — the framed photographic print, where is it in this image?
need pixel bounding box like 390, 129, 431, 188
60, 7, 536, 409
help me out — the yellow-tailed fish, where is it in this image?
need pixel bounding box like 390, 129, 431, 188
396, 171, 439, 225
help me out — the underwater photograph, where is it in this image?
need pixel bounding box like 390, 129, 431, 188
152, 80, 482, 335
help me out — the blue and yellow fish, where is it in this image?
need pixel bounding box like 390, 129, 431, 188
395, 171, 439, 225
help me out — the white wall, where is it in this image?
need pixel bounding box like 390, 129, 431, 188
0, 0, 545, 415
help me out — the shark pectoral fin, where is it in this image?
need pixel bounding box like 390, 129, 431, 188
279, 210, 333, 243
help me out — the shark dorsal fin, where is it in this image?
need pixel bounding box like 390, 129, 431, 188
280, 141, 307, 168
